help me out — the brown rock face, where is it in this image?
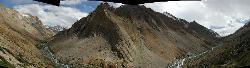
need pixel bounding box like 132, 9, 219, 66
48, 3, 219, 68
0, 6, 54, 67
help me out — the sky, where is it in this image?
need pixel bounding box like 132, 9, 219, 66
0, 0, 249, 36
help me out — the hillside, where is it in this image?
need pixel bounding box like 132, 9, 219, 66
1, 2, 250, 68
0, 6, 54, 67
48, 3, 219, 68
184, 21, 250, 67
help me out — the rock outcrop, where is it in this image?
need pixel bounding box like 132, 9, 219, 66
48, 3, 219, 68
0, 6, 54, 67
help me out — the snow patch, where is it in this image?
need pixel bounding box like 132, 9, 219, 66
20, 13, 30, 17
164, 12, 178, 20
215, 34, 221, 37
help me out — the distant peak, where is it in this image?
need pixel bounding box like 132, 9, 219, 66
100, 2, 110, 7
190, 21, 198, 23
118, 4, 148, 10
96, 2, 113, 11
243, 21, 250, 27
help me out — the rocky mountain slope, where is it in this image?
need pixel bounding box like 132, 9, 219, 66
48, 3, 219, 68
1, 2, 249, 68
3, 2, 249, 68
184, 21, 250, 67
0, 6, 54, 67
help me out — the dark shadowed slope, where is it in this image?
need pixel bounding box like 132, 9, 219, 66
185, 21, 250, 67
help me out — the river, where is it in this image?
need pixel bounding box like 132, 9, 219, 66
169, 43, 223, 68
40, 43, 71, 68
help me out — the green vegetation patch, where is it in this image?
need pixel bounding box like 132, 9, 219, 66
15, 54, 30, 66
0, 56, 15, 68
232, 51, 250, 67
36, 39, 51, 49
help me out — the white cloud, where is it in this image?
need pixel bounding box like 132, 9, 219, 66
14, 4, 88, 28
10, 0, 35, 5
144, 0, 250, 36
60, 0, 87, 5
108, 2, 124, 8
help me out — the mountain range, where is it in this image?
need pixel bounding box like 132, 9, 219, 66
0, 2, 249, 68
